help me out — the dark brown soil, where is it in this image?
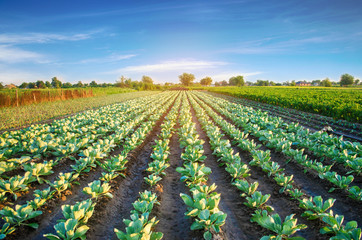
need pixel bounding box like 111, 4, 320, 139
154, 127, 198, 240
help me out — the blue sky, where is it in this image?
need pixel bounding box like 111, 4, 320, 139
0, 0, 362, 85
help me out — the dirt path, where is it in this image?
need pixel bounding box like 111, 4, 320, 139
154, 130, 196, 240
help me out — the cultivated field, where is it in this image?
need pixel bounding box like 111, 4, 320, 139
0, 91, 361, 240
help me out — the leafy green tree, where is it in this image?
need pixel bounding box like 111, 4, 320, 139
45, 81, 51, 88
19, 82, 29, 89
256, 80, 269, 86
90, 81, 98, 87
200, 77, 213, 86
221, 80, 228, 86
51, 77, 62, 88
125, 78, 132, 87
311, 80, 321, 86
179, 73, 195, 86
354, 79, 360, 85
229, 75, 245, 86
290, 80, 296, 86
28, 82, 36, 89
142, 75, 153, 84
0, 82, 3, 89
321, 78, 332, 87
340, 73, 354, 86
75, 81, 84, 88
62, 82, 72, 88
36, 80, 46, 89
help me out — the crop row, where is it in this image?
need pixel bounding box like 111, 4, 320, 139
0, 91, 177, 239
191, 91, 361, 239
208, 87, 361, 123
176, 92, 227, 240
214, 93, 361, 139
194, 91, 362, 201
114, 90, 182, 239
188, 92, 310, 239
0, 93, 171, 204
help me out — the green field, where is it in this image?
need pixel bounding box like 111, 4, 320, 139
0, 91, 159, 131
206, 86, 362, 123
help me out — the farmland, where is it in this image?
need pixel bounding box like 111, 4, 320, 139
207, 86, 362, 124
0, 91, 361, 240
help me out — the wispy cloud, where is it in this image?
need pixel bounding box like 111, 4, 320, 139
0, 45, 47, 63
0, 31, 98, 44
222, 35, 340, 55
0, 65, 48, 84
111, 60, 228, 73
79, 54, 137, 64
211, 71, 262, 82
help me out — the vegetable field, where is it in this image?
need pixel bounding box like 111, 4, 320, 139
0, 91, 361, 240
208, 87, 362, 124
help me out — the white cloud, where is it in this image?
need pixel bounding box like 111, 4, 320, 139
0, 69, 42, 85
0, 32, 95, 44
0, 45, 47, 63
79, 54, 137, 64
210, 72, 262, 82
112, 60, 228, 73
222, 36, 337, 55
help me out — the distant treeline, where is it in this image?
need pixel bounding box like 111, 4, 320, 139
3, 76, 164, 91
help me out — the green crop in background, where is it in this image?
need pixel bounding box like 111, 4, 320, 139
207, 86, 361, 123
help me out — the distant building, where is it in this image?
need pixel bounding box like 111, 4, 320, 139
4, 84, 17, 89
296, 81, 311, 86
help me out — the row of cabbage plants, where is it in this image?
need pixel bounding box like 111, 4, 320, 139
191, 92, 361, 239
203, 92, 361, 175
0, 95, 163, 180
176, 92, 227, 240
114, 92, 182, 239
188, 92, 308, 239
194, 91, 362, 201
0, 93, 171, 203
0, 96, 146, 159
0, 92, 177, 239
218, 93, 361, 138
42, 92, 178, 239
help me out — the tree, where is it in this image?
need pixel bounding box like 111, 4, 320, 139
115, 76, 132, 88
62, 82, 72, 88
0, 82, 3, 89
215, 82, 220, 87
90, 81, 98, 87
340, 73, 354, 86
221, 80, 228, 86
125, 78, 132, 87
51, 77, 62, 88
36, 80, 46, 89
321, 78, 332, 87
311, 80, 321, 86
256, 80, 269, 86
179, 73, 195, 86
28, 82, 36, 89
354, 79, 360, 85
75, 81, 84, 88
19, 82, 29, 89
229, 75, 245, 86
45, 81, 51, 88
200, 77, 212, 86
142, 75, 153, 84
290, 80, 296, 86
